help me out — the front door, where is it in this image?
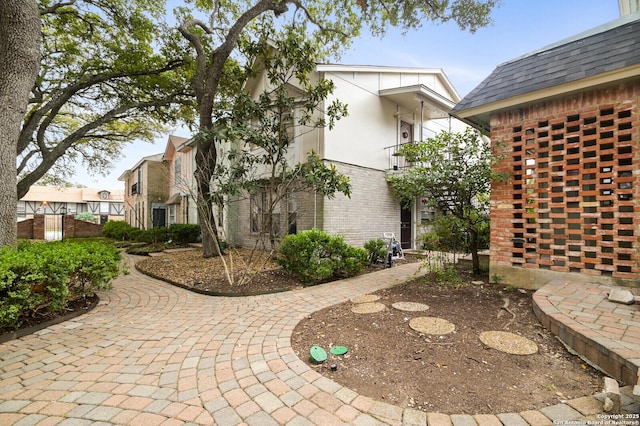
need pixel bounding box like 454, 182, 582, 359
152, 208, 166, 228
400, 205, 412, 249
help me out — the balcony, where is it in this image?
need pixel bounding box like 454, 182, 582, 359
385, 142, 429, 171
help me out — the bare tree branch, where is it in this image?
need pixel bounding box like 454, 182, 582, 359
39, 0, 76, 16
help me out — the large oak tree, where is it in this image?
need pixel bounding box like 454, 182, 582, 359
1, 0, 193, 248
18, 0, 193, 198
0, 1, 41, 248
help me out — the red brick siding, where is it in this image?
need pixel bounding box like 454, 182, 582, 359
18, 215, 104, 240
490, 80, 640, 285
17, 219, 34, 239
65, 216, 103, 238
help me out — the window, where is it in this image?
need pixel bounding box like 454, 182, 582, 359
17, 201, 26, 219
168, 205, 176, 225
250, 189, 295, 237
288, 198, 297, 235
174, 158, 182, 185
137, 168, 143, 194
250, 192, 263, 233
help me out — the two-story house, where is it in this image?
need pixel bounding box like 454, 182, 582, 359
229, 64, 469, 249
120, 135, 201, 230
119, 153, 168, 229
18, 186, 124, 223
163, 135, 198, 226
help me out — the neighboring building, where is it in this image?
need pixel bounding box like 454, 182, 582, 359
163, 135, 198, 226
18, 186, 124, 223
451, 13, 640, 288
119, 135, 200, 229
119, 153, 168, 229
230, 64, 469, 249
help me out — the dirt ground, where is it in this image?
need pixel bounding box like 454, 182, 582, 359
4, 248, 604, 415
290, 275, 603, 414
136, 248, 304, 294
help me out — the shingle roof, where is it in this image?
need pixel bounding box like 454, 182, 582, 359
451, 14, 640, 118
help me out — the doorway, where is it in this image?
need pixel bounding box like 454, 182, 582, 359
152, 208, 166, 228
400, 205, 412, 249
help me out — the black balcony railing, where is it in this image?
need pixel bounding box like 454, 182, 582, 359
385, 142, 425, 171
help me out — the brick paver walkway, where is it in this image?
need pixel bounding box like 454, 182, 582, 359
0, 254, 638, 425
534, 280, 640, 396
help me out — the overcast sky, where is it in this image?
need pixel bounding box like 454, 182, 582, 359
77, 0, 622, 190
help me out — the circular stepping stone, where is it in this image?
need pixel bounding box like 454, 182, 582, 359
351, 302, 385, 314
479, 331, 538, 355
350, 294, 380, 304
392, 302, 429, 312
409, 317, 455, 335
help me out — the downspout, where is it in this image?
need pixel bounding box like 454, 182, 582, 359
314, 126, 319, 228
395, 105, 400, 169
420, 100, 424, 142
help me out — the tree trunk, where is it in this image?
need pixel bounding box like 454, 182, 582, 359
0, 0, 40, 248
195, 132, 222, 258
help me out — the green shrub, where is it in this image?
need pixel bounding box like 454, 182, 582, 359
168, 224, 201, 244
0, 240, 121, 330
125, 244, 166, 256
66, 241, 121, 292
338, 246, 369, 276
418, 232, 441, 251
419, 215, 467, 253
364, 238, 387, 263
278, 229, 367, 284
102, 220, 141, 241
139, 227, 169, 244
0, 247, 48, 328
419, 215, 490, 252
75, 212, 97, 223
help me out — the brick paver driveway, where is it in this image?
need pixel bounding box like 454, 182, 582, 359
0, 254, 422, 425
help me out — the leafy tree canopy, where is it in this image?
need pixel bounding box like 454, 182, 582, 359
17, 0, 194, 198
387, 128, 507, 272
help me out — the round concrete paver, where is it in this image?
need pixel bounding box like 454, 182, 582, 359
479, 331, 538, 355
351, 302, 386, 313
350, 294, 380, 303
409, 316, 455, 335
392, 301, 429, 312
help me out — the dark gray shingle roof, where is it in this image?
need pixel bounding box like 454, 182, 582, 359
451, 15, 640, 116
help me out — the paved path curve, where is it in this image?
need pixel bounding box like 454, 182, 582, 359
0, 255, 425, 425
0, 255, 629, 425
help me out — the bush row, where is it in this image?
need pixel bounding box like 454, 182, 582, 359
278, 229, 369, 284
102, 221, 201, 245
0, 240, 121, 330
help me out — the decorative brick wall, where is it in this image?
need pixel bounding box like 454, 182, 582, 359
64, 216, 104, 238
490, 81, 640, 288
17, 218, 35, 239
17, 215, 104, 240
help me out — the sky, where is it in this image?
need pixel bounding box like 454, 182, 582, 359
75, 0, 622, 190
